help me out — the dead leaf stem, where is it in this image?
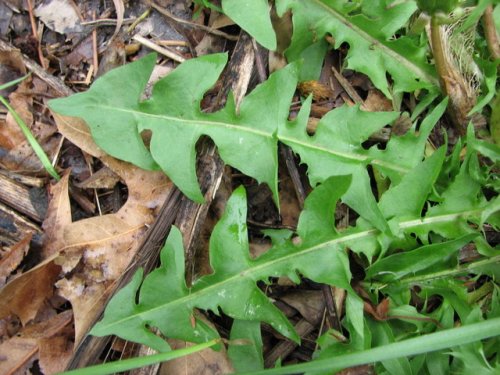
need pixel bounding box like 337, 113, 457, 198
26, 0, 47, 70
483, 5, 500, 60
430, 16, 449, 96
132, 35, 185, 63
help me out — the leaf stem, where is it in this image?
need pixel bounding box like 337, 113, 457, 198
60, 339, 220, 375
429, 16, 449, 94
239, 317, 500, 375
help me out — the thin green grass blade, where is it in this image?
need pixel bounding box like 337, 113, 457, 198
0, 73, 31, 91
0, 95, 60, 180
59, 339, 220, 375
240, 317, 500, 375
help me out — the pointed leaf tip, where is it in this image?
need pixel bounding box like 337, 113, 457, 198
222, 0, 277, 50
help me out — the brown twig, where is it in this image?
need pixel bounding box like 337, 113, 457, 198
26, 0, 47, 69
252, 39, 267, 83
331, 66, 363, 105
81, 18, 134, 27
92, 11, 99, 77
150, 2, 239, 41
132, 35, 186, 63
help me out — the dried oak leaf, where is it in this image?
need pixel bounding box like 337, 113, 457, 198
0, 310, 72, 375
50, 113, 171, 345
0, 113, 171, 347
0, 258, 61, 325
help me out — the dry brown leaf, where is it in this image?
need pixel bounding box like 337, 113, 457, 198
0, 234, 31, 287
278, 175, 301, 229
0, 111, 171, 347
0, 258, 61, 325
49, 113, 171, 345
38, 329, 74, 375
161, 340, 234, 375
1, 120, 60, 175
361, 89, 393, 112
210, 13, 235, 30
74, 165, 120, 189
42, 171, 71, 259
0, 335, 38, 374
281, 290, 325, 325
34, 0, 82, 34
0, 58, 31, 149
2, 84, 32, 149
64, 34, 94, 67
297, 80, 335, 101
0, 310, 73, 375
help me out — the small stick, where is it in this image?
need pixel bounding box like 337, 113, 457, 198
81, 18, 134, 27
331, 66, 363, 105
252, 39, 267, 83
26, 0, 47, 69
126, 8, 150, 34
92, 11, 99, 77
151, 2, 239, 41
132, 34, 186, 63
157, 40, 189, 47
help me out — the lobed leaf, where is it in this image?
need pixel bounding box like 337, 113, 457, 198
281, 99, 447, 233
50, 54, 436, 229
50, 54, 298, 204
91, 148, 497, 353
228, 320, 264, 372
91, 175, 366, 350
91, 186, 297, 350
276, 0, 439, 97
49, 54, 159, 171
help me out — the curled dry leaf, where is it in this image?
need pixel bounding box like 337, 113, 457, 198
110, 0, 125, 40
0, 259, 61, 325
42, 171, 72, 259
0, 234, 31, 287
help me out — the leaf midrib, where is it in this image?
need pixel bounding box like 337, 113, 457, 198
99, 105, 411, 174
97, 208, 482, 332
309, 0, 439, 87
